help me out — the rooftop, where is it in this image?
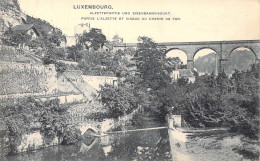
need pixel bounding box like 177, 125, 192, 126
177, 69, 194, 77
12, 24, 40, 36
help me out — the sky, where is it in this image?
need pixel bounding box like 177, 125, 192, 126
18, 0, 259, 63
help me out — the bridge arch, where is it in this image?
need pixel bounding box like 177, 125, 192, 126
193, 48, 219, 75
165, 48, 188, 55
79, 124, 99, 135
165, 48, 188, 65
224, 47, 256, 74
193, 47, 219, 59
228, 46, 257, 60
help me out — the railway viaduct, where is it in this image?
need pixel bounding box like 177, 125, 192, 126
113, 40, 260, 72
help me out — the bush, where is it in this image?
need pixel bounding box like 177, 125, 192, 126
61, 126, 81, 145
1, 98, 67, 154
171, 64, 260, 139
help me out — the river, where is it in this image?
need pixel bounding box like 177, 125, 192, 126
5, 112, 172, 161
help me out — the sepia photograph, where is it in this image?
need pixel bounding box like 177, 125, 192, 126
0, 0, 259, 160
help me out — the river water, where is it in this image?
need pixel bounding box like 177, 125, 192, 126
5, 113, 172, 161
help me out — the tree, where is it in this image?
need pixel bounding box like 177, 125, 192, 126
177, 77, 189, 86
1, 27, 31, 47
47, 28, 66, 47
78, 28, 106, 50
99, 84, 138, 118
134, 36, 171, 90
132, 36, 174, 119
66, 45, 83, 62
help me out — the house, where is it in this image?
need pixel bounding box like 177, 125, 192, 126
12, 24, 40, 39
10, 24, 40, 49
171, 69, 195, 83
171, 70, 180, 82
111, 34, 123, 45
100, 43, 113, 52
178, 69, 195, 83
74, 23, 91, 37
65, 35, 77, 47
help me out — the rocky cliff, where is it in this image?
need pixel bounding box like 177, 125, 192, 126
0, 0, 24, 36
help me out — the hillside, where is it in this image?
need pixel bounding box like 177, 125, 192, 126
26, 15, 60, 36
194, 50, 255, 75
225, 49, 255, 74
194, 53, 216, 75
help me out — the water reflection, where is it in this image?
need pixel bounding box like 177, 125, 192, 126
6, 113, 172, 161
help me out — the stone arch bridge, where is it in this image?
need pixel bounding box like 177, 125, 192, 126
113, 40, 260, 72
65, 114, 114, 136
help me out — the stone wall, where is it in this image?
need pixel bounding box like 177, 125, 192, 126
0, 62, 57, 95
35, 93, 84, 104
16, 131, 61, 153
82, 75, 118, 91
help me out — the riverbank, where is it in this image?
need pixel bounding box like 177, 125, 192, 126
4, 111, 172, 161
0, 100, 143, 159
167, 115, 259, 161
168, 127, 259, 160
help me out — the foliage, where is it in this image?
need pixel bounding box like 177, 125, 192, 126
27, 15, 66, 48
97, 38, 172, 118
194, 50, 256, 75
78, 50, 132, 76
171, 64, 260, 139
132, 36, 173, 119
61, 126, 82, 145
85, 112, 113, 120
78, 28, 106, 50
99, 83, 138, 118
1, 97, 68, 153
66, 45, 83, 62
177, 77, 189, 86
39, 99, 66, 144
1, 27, 31, 47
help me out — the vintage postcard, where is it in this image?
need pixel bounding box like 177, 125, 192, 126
0, 0, 259, 160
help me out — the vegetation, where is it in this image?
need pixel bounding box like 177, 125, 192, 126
170, 65, 259, 139
1, 27, 32, 47
99, 83, 138, 118
194, 49, 256, 75
61, 126, 81, 145
78, 50, 132, 76
1, 98, 69, 154
99, 37, 178, 119
1, 5, 258, 157
98, 36, 259, 143
78, 28, 106, 51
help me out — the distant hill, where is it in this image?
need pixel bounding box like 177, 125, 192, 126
194, 49, 255, 75
194, 53, 217, 75
225, 49, 255, 74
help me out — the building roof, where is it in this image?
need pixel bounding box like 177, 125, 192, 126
12, 24, 40, 36
104, 43, 113, 49
63, 70, 83, 78
12, 24, 33, 31
113, 34, 120, 40
177, 69, 194, 77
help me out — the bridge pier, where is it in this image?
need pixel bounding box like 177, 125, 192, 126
187, 60, 194, 69
218, 59, 229, 73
